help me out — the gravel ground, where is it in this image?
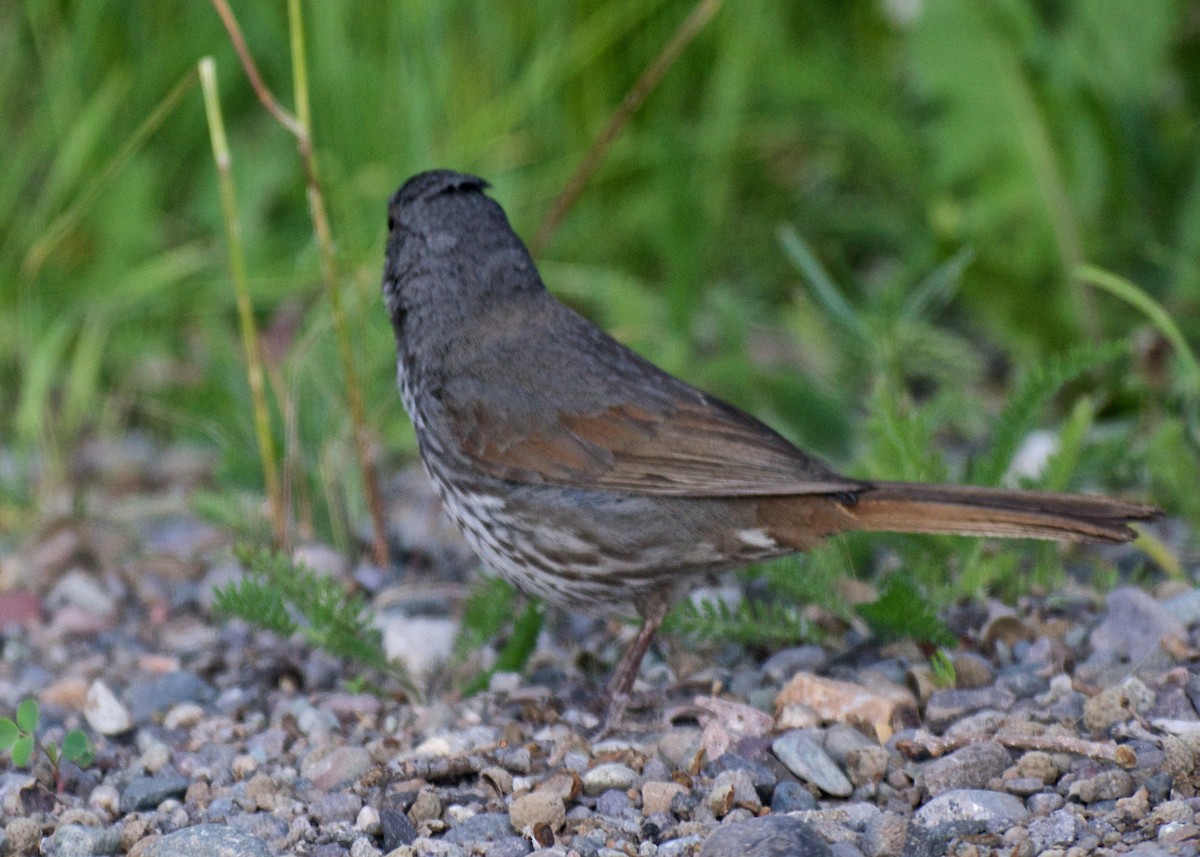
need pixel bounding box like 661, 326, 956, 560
0, 436, 1197, 857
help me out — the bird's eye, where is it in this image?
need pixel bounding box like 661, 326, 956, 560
387, 214, 397, 233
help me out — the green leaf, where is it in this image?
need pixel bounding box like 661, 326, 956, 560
455, 575, 519, 658
11, 735, 34, 768
62, 730, 94, 767
930, 649, 957, 688
0, 719, 19, 751
777, 225, 866, 341
15, 699, 38, 734
494, 600, 544, 674
463, 598, 545, 696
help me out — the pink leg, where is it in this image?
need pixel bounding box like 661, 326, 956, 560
607, 617, 657, 700
606, 599, 669, 701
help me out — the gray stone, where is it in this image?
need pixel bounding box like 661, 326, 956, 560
822, 723, 878, 764
762, 646, 828, 683
300, 746, 372, 790
121, 773, 191, 813
924, 687, 1016, 732
49, 824, 121, 857
143, 824, 270, 857
917, 741, 1011, 796
311, 791, 364, 824
700, 815, 835, 857
227, 813, 289, 842
912, 789, 1029, 834
403, 839, 466, 857
1026, 808, 1080, 852
126, 670, 215, 723
1090, 587, 1185, 664
595, 788, 630, 815
861, 812, 908, 857
658, 836, 706, 857
771, 780, 818, 813
442, 812, 513, 844
381, 807, 417, 849
1163, 588, 1200, 626
772, 731, 852, 797
485, 837, 533, 857
704, 752, 778, 800
995, 667, 1048, 700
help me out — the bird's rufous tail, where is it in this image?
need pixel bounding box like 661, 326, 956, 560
836, 482, 1158, 543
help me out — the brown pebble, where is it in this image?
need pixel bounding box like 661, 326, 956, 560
1069, 769, 1134, 803
642, 781, 687, 816
509, 791, 565, 833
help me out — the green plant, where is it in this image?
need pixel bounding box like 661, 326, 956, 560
0, 700, 94, 792
212, 545, 407, 686
856, 576, 955, 649
453, 576, 546, 695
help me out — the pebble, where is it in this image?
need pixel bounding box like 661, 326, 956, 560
300, 746, 373, 790
699, 814, 835, 856
761, 645, 829, 683
1068, 769, 1135, 803
85, 679, 133, 735
1027, 808, 1082, 851
143, 823, 270, 857
775, 673, 914, 736
582, 763, 638, 796
1082, 677, 1156, 732
772, 731, 853, 797
770, 780, 818, 813
923, 687, 1016, 732
378, 615, 460, 680
126, 671, 214, 724
120, 774, 191, 813
912, 789, 1029, 832
49, 824, 122, 857
917, 741, 1011, 796
311, 791, 363, 824
510, 791, 565, 833
442, 813, 514, 844
381, 808, 418, 849
643, 781, 688, 815
707, 768, 761, 816
861, 811, 908, 857
1090, 587, 1186, 664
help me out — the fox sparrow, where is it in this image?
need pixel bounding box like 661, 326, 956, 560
382, 169, 1159, 701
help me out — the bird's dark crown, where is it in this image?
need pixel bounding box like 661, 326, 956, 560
390, 170, 490, 213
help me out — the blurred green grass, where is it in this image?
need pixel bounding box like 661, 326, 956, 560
3, 0, 1198, 553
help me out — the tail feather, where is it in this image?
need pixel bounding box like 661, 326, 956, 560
843, 482, 1160, 543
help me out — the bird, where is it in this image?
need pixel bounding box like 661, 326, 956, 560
381, 169, 1160, 704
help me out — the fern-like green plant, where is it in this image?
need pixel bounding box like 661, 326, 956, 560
855, 576, 955, 648
667, 594, 814, 648
969, 340, 1127, 486
212, 546, 405, 684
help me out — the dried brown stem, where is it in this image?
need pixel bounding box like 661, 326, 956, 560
210, 0, 391, 568
896, 729, 1137, 768
210, 0, 305, 138
532, 0, 725, 255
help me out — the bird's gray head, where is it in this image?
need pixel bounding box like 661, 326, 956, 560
382, 170, 545, 338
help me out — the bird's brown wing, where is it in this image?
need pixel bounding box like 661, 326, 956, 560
443, 385, 861, 497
